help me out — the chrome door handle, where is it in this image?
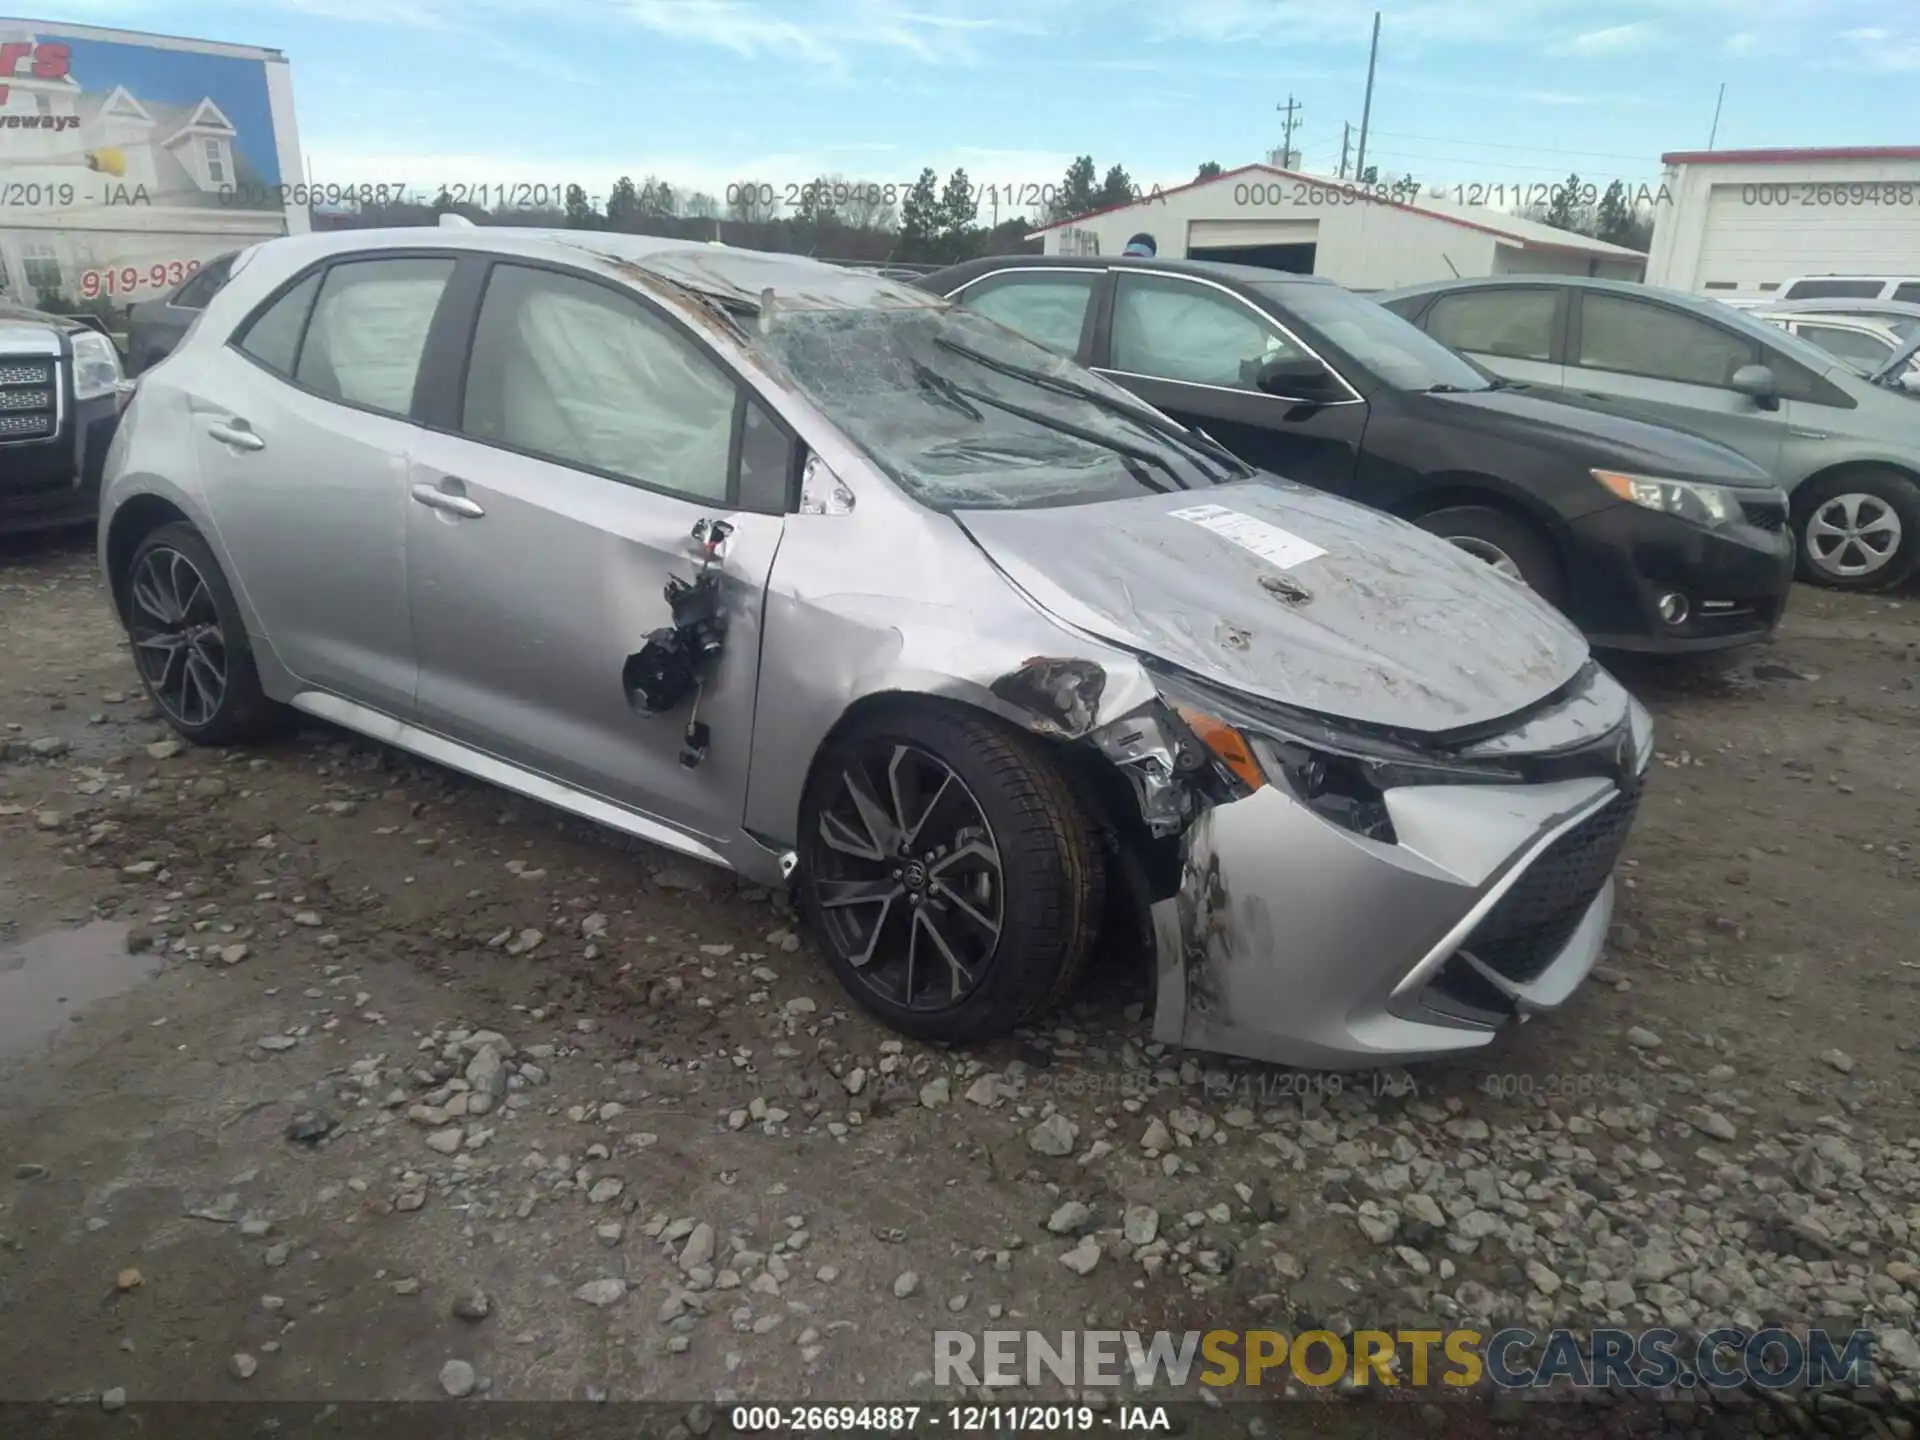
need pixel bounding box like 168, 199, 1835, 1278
410, 482, 485, 518
207, 420, 265, 451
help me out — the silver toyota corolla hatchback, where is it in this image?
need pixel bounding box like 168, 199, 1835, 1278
99, 225, 1654, 1070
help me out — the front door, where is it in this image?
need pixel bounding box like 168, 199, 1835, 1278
188, 254, 458, 716
1560, 289, 1786, 476
1093, 270, 1367, 492
404, 260, 790, 846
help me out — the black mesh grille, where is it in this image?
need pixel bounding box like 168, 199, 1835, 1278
1741, 498, 1787, 532
0, 356, 55, 441
1462, 773, 1641, 984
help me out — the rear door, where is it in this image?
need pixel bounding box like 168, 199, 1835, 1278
402, 258, 792, 847
1560, 289, 1785, 475
942, 268, 1103, 363
1088, 269, 1367, 492
190, 252, 458, 716
1416, 286, 1568, 390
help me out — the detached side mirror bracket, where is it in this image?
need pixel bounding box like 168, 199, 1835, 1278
621, 517, 735, 768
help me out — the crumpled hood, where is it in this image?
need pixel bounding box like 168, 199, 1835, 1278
956, 477, 1591, 734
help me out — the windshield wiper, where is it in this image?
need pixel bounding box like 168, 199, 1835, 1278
909, 359, 984, 421
933, 337, 1250, 480
1421, 382, 1482, 395
935, 373, 1189, 494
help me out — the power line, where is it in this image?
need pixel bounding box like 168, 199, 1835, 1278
1359, 128, 1655, 163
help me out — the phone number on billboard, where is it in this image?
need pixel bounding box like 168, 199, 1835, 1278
81, 259, 203, 300
217, 183, 406, 207
1742, 184, 1920, 207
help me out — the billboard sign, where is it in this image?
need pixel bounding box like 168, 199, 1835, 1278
0, 21, 301, 314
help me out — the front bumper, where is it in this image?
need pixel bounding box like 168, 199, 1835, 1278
1564, 496, 1793, 653
0, 392, 120, 536
1150, 734, 1648, 1070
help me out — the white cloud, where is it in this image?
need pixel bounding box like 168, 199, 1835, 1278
615, 0, 1039, 68
1551, 20, 1659, 55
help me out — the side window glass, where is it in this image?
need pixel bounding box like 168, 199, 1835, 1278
1893, 282, 1920, 304
1426, 290, 1557, 361
1794, 324, 1891, 369
960, 273, 1097, 357
1111, 273, 1304, 390
174, 254, 234, 309
293, 257, 454, 416
1575, 295, 1755, 388
461, 263, 737, 502
736, 396, 795, 513
235, 271, 321, 377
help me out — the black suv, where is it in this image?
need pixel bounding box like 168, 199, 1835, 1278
919, 255, 1794, 654
0, 298, 132, 536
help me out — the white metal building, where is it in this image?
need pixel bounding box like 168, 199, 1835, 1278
1027, 163, 1647, 289
1645, 146, 1920, 298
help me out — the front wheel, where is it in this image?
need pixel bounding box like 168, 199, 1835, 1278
797, 705, 1105, 1044
1793, 470, 1920, 591
1413, 505, 1564, 607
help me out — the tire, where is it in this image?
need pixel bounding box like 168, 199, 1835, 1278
124, 521, 284, 746
797, 704, 1106, 1044
1792, 469, 1920, 592
1413, 504, 1564, 606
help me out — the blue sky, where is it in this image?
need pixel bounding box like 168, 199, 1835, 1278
37, 0, 1920, 215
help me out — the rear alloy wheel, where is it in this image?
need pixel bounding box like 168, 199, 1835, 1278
1414, 505, 1564, 607
1795, 470, 1920, 591
798, 706, 1104, 1043
126, 522, 283, 745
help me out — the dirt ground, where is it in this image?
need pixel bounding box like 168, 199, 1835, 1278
2, 528, 1919, 1438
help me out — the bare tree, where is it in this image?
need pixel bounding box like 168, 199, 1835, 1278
840, 177, 899, 232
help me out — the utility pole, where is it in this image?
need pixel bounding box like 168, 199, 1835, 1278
1275, 95, 1302, 167
1338, 122, 1351, 179
1353, 11, 1381, 183
1707, 81, 1726, 149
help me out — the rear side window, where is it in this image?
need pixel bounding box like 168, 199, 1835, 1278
294, 258, 455, 417
1794, 323, 1893, 370
1894, 282, 1920, 304
958, 273, 1098, 357
1424, 289, 1558, 361
1575, 294, 1756, 388
1781, 279, 1884, 301
460, 262, 738, 503
236, 271, 321, 376
173, 254, 235, 310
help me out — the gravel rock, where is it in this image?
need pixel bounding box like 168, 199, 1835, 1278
1626, 1026, 1662, 1050
451, 1290, 491, 1322
893, 1271, 920, 1299
1822, 1049, 1856, 1074
680, 1222, 716, 1272
574, 1278, 627, 1307
918, 1077, 951, 1109
1028, 1114, 1078, 1157
439, 1359, 477, 1397
1059, 1237, 1102, 1275
1123, 1205, 1160, 1246
229, 1353, 258, 1381
1046, 1201, 1092, 1235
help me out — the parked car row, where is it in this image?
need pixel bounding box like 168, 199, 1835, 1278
1376, 277, 1920, 592
94, 225, 1656, 1070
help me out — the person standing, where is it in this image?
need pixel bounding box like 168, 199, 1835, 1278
1122, 233, 1157, 258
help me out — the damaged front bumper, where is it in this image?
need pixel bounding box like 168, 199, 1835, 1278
1141, 675, 1653, 1070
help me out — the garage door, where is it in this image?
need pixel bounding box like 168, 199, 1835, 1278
1187, 218, 1320, 249
1694, 180, 1920, 291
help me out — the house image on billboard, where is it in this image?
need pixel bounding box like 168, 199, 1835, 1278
0, 19, 304, 312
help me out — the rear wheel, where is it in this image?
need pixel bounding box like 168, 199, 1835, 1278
1414, 505, 1564, 606
125, 522, 283, 746
797, 705, 1105, 1043
1793, 469, 1920, 591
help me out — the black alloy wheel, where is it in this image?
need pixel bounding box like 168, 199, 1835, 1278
798, 705, 1105, 1043
129, 543, 230, 728
810, 739, 1005, 1012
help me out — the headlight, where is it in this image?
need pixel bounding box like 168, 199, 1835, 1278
70, 330, 126, 401
1145, 670, 1530, 845
1592, 469, 1739, 528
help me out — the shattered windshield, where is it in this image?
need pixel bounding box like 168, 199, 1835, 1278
753, 302, 1222, 510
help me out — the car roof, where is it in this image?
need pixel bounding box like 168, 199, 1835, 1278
243, 226, 946, 316
1753, 310, 1902, 336
928, 253, 1342, 290
1747, 296, 1920, 321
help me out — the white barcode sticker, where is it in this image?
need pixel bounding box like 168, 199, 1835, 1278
1169, 504, 1327, 570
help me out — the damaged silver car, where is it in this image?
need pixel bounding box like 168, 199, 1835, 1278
98, 226, 1653, 1068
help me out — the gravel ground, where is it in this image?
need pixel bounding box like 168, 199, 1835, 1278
2, 531, 1919, 1438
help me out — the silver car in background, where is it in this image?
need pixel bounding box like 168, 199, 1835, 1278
1378, 276, 1920, 592
99, 226, 1652, 1070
